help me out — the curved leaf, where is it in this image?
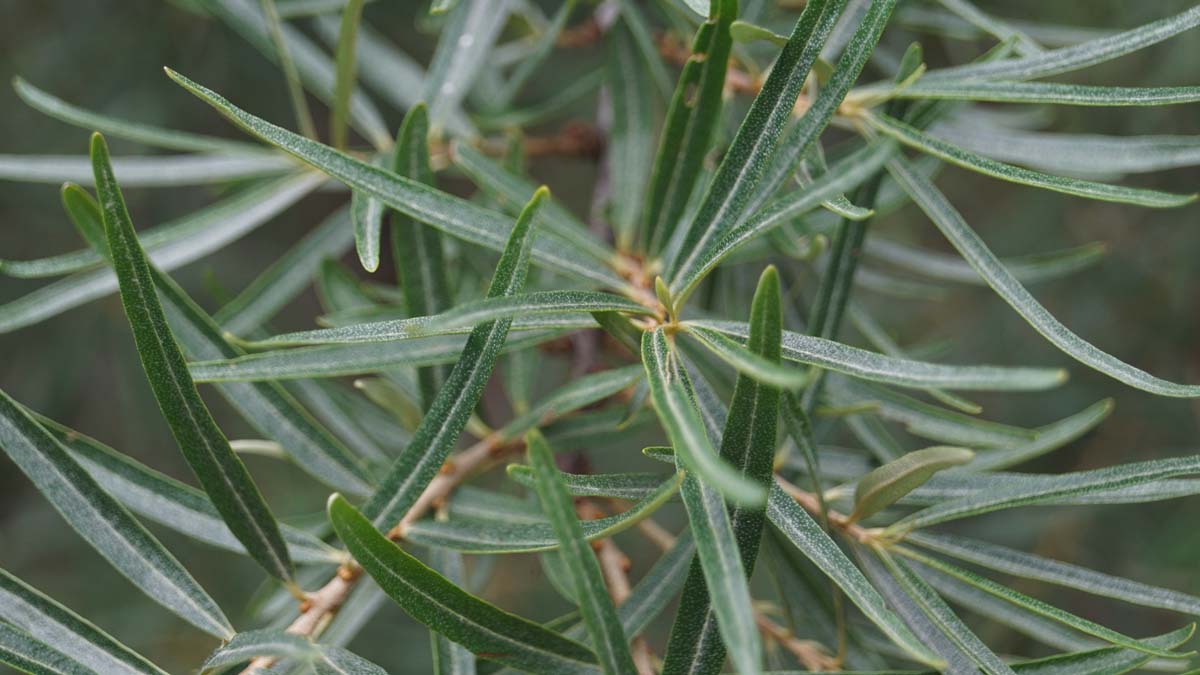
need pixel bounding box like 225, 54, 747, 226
92, 133, 293, 583
0, 389, 232, 638
851, 446, 975, 522
328, 495, 601, 674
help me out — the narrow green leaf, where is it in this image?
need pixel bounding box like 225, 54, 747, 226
0, 153, 295, 186
0, 389, 233, 638
39, 416, 340, 563
873, 547, 1016, 675
851, 447, 975, 522
689, 321, 1065, 392
215, 205, 354, 334
765, 485, 942, 666
361, 187, 547, 530
919, 6, 1200, 82
13, 77, 266, 154
0, 173, 320, 333
421, 0, 512, 132
189, 326, 579, 382
0, 567, 168, 675
730, 20, 790, 46
868, 113, 1196, 207
641, 327, 768, 506
888, 80, 1200, 107
641, 0, 736, 255
527, 430, 637, 675
664, 266, 783, 675
966, 399, 1113, 471
668, 0, 850, 280
404, 475, 682, 553
935, 121, 1200, 179
331, 0, 365, 149
91, 133, 293, 583
866, 237, 1107, 286
895, 548, 1191, 659
606, 22, 656, 248
61, 185, 375, 496
390, 103, 452, 410
0, 623, 90, 675
166, 69, 625, 288
936, 0, 1043, 54
246, 291, 651, 347
328, 495, 601, 674
891, 454, 1200, 532
908, 532, 1200, 615
887, 156, 1200, 397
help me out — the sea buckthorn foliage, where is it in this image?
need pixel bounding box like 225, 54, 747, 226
2, 1, 1200, 673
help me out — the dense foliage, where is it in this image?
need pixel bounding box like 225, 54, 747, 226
2, 0, 1200, 673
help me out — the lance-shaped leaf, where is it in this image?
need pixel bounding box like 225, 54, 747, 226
361, 187, 547, 530
886, 80, 1200, 107
38, 416, 339, 563
894, 548, 1190, 659
887, 156, 1200, 397
245, 291, 652, 347
62, 184, 374, 497
890, 454, 1200, 532
0, 173, 320, 333
189, 327, 578, 382
13, 77, 265, 154
0, 622, 91, 675
907, 532, 1200, 616
641, 328, 767, 506
91, 133, 293, 583
202, 630, 316, 671
688, 321, 1065, 392
663, 266, 783, 675
0, 567, 168, 675
934, 121, 1200, 179
682, 324, 811, 389
165, 69, 625, 288
867, 113, 1196, 207
641, 0, 736, 255
667, 0, 849, 281
328, 495, 601, 674
849, 446, 975, 523
873, 548, 1016, 675
527, 430, 637, 675
351, 187, 385, 272
403, 475, 681, 554
765, 484, 942, 666
0, 153, 296, 186
0, 389, 233, 638
390, 103, 452, 410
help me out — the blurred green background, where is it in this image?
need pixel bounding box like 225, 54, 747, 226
0, 0, 1198, 671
